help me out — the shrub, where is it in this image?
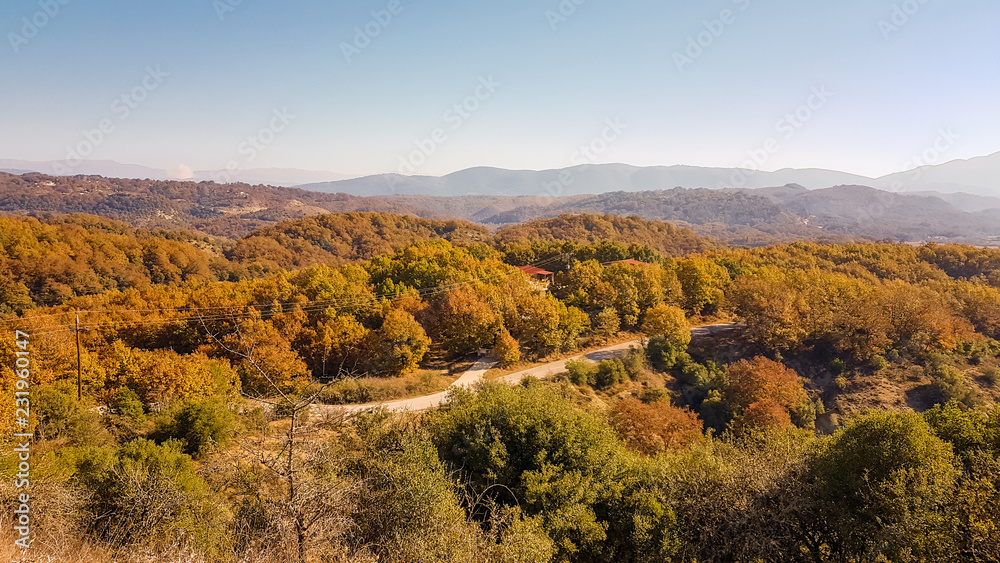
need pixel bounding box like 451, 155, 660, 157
62, 439, 231, 552
595, 359, 629, 389
929, 365, 983, 409
647, 336, 688, 370
153, 397, 235, 458
110, 386, 145, 422
566, 358, 597, 386
621, 346, 646, 379
869, 354, 889, 372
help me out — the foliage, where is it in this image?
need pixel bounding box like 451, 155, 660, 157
152, 397, 235, 458
611, 398, 703, 455
807, 411, 961, 561
60, 439, 230, 552
723, 357, 809, 432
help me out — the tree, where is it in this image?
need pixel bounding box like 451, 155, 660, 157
153, 397, 235, 458
492, 327, 521, 367
428, 382, 680, 561
724, 357, 809, 431
595, 307, 621, 340
807, 411, 960, 562
641, 303, 690, 345
366, 308, 430, 377
611, 398, 703, 455
430, 285, 500, 357
676, 257, 730, 315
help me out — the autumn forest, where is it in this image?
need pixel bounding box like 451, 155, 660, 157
2, 204, 1000, 563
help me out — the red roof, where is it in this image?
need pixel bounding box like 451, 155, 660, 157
516, 265, 554, 276
601, 259, 650, 267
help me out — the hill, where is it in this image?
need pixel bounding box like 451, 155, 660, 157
494, 213, 712, 256
226, 212, 492, 269
4, 172, 1000, 246
0, 214, 228, 310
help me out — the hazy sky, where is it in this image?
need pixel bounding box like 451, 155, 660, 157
1, 0, 998, 178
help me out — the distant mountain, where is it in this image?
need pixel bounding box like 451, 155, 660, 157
874, 152, 1000, 197
0, 159, 351, 187
3, 172, 1000, 246
298, 154, 1000, 199
298, 164, 875, 197
901, 191, 1000, 213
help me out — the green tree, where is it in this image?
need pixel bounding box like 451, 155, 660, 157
808, 411, 960, 562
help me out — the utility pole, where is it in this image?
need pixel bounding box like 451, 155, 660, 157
75, 311, 82, 401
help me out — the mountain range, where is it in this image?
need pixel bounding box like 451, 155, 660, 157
0, 159, 350, 187
4, 151, 1000, 199
297, 152, 1000, 200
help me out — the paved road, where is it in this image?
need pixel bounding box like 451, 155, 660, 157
318, 322, 739, 416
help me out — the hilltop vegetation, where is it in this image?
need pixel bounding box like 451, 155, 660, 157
5, 172, 1000, 246
1, 206, 999, 561
226, 212, 492, 269
494, 213, 711, 256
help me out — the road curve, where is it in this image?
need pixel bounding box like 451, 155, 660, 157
319, 323, 740, 416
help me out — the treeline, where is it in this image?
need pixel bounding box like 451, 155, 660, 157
0, 212, 711, 310
226, 212, 492, 269
0, 215, 226, 311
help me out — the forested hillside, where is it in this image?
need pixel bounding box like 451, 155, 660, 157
5, 172, 1000, 245
494, 213, 712, 256
2, 208, 999, 562
226, 212, 492, 269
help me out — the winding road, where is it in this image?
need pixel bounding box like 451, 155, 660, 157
319, 323, 739, 415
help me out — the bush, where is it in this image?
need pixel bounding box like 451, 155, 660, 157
595, 359, 629, 389
982, 367, 999, 386
153, 397, 235, 458
316, 379, 379, 404
809, 411, 959, 561
61, 439, 231, 552
110, 386, 145, 422
929, 365, 983, 409
566, 358, 597, 386
33, 383, 113, 446
869, 354, 889, 372
32, 382, 79, 439
621, 346, 646, 379
647, 336, 688, 370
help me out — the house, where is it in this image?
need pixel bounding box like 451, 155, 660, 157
515, 265, 555, 284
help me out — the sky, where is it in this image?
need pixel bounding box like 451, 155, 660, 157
1, 0, 998, 178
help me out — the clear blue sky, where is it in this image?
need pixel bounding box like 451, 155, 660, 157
1, 0, 997, 177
